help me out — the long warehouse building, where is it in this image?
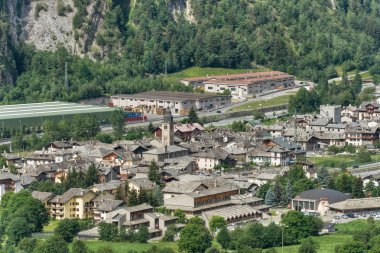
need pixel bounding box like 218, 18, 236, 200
0, 102, 117, 129
110, 91, 231, 116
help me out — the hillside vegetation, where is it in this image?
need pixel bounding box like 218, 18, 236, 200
0, 0, 379, 102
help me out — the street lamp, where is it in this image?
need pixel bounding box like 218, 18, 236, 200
282, 225, 284, 253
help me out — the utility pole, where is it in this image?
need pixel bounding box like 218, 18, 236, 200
282, 225, 284, 253
294, 110, 297, 144
164, 59, 168, 76
65, 62, 69, 91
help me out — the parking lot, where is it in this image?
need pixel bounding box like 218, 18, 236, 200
331, 212, 380, 224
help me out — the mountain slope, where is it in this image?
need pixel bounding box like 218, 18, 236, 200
0, 0, 379, 103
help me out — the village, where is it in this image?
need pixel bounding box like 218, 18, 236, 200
2, 94, 380, 243
1, 69, 380, 253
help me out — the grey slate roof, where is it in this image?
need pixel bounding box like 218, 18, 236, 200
143, 145, 188, 155
162, 181, 208, 194
309, 117, 331, 126
272, 137, 299, 150
92, 180, 122, 192
32, 191, 54, 202
294, 189, 350, 203
48, 188, 93, 204
129, 178, 156, 190
95, 199, 124, 212
191, 147, 229, 160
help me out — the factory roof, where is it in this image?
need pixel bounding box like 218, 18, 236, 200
0, 102, 115, 121
181, 71, 290, 82
204, 74, 294, 86
112, 91, 230, 102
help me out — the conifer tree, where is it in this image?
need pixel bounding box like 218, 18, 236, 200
148, 160, 161, 187
188, 107, 199, 124
352, 177, 365, 198
265, 187, 276, 205
284, 180, 293, 205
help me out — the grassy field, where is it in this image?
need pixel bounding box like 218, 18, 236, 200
43, 220, 60, 232
68, 220, 376, 253
272, 233, 352, 253
335, 219, 380, 234
163, 66, 269, 82
71, 241, 178, 253
335, 65, 373, 80
308, 153, 380, 168
230, 94, 292, 112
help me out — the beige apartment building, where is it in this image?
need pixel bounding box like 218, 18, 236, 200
47, 188, 96, 220
110, 91, 231, 116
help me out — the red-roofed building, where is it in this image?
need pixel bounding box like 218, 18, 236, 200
181, 71, 295, 98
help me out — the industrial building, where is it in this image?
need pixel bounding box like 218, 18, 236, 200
0, 102, 116, 130
181, 71, 295, 99
110, 91, 231, 116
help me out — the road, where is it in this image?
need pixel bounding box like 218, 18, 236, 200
204, 110, 288, 127
328, 71, 369, 83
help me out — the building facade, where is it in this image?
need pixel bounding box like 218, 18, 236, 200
203, 71, 295, 99
110, 91, 231, 116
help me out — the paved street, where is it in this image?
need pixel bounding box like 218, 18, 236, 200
328, 71, 369, 83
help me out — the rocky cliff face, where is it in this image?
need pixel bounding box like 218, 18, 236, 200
9, 0, 194, 56
21, 0, 78, 52
19, 0, 108, 57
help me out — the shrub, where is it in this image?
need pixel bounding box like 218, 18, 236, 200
35, 3, 48, 19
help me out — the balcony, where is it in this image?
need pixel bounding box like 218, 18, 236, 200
51, 206, 64, 210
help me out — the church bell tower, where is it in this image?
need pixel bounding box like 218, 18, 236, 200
162, 108, 174, 146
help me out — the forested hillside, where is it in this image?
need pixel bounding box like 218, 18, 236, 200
0, 0, 379, 103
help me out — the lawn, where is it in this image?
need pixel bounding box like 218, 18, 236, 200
163, 66, 269, 82
335, 219, 380, 234
230, 94, 292, 112
43, 220, 60, 232
74, 241, 178, 253
335, 65, 357, 77
335, 65, 373, 80
308, 153, 380, 168
272, 233, 352, 253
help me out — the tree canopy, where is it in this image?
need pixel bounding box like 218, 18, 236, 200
0, 0, 379, 103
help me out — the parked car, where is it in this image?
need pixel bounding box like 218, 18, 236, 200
333, 215, 341, 219
342, 215, 349, 219
346, 213, 355, 218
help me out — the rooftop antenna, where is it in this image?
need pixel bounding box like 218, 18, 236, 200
65, 62, 69, 91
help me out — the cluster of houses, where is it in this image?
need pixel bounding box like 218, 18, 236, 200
251, 102, 380, 152
3, 102, 380, 238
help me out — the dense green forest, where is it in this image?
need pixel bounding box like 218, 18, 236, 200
0, 0, 380, 102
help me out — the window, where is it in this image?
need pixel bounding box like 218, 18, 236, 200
208, 87, 213, 90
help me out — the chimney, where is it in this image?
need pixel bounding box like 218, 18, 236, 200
164, 145, 167, 153
80, 189, 84, 195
